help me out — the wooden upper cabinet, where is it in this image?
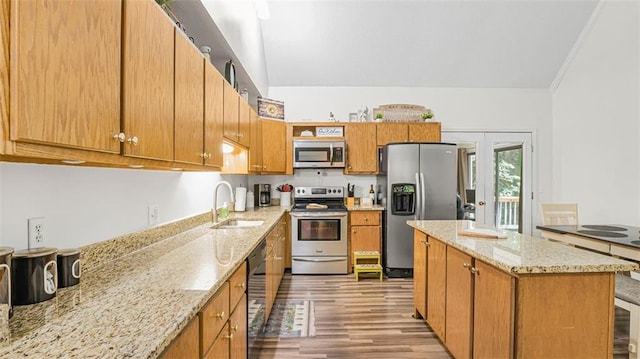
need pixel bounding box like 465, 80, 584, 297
248, 111, 262, 173
174, 32, 204, 165
122, 0, 174, 161
10, 0, 121, 153
238, 101, 251, 147
408, 122, 441, 142
223, 82, 239, 142
261, 119, 285, 173
344, 123, 377, 174
204, 62, 224, 168
376, 123, 408, 146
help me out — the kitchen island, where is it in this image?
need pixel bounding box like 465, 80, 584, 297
0, 206, 288, 358
409, 220, 638, 359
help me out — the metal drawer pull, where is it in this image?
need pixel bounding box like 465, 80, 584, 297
213, 311, 225, 319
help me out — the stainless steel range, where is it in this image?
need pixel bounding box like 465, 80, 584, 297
290, 186, 348, 274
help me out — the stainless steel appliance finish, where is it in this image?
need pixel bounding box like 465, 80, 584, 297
291, 186, 348, 274
293, 140, 346, 168
247, 239, 266, 358
254, 184, 271, 207
378, 143, 457, 276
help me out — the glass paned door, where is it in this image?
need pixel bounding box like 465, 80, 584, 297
442, 131, 533, 234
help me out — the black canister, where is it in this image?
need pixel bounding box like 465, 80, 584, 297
57, 249, 81, 288
12, 247, 58, 305
0, 247, 13, 319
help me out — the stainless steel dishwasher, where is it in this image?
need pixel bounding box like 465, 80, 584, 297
246, 239, 266, 358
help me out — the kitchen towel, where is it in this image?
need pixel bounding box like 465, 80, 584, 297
235, 187, 247, 211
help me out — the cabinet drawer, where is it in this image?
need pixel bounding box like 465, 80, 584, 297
228, 262, 246, 312
350, 211, 380, 226
200, 282, 230, 356
203, 322, 230, 359
160, 316, 199, 359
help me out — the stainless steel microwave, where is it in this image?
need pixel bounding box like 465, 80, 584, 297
293, 140, 346, 168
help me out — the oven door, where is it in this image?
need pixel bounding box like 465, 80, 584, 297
290, 212, 348, 256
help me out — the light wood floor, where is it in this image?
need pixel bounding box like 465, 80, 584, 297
258, 273, 631, 358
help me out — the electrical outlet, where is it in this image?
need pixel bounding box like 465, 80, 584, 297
148, 205, 159, 227
28, 217, 46, 249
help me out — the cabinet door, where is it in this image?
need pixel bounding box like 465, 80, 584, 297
11, 0, 121, 153
204, 323, 230, 359
229, 294, 247, 359
160, 316, 199, 359
229, 262, 246, 312
445, 246, 474, 359
238, 100, 251, 147
350, 226, 381, 256
204, 62, 224, 168
408, 123, 441, 142
473, 260, 514, 359
413, 230, 428, 320
223, 82, 239, 142
174, 32, 204, 165
345, 123, 377, 173
376, 123, 408, 146
426, 237, 446, 339
262, 119, 286, 173
122, 0, 174, 161
248, 111, 262, 173
200, 282, 230, 356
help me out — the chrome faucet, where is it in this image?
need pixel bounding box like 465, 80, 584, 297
213, 181, 235, 223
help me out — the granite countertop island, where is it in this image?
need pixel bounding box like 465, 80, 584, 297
407, 220, 638, 274
0, 206, 288, 358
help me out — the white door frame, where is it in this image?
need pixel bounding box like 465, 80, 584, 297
442, 130, 535, 235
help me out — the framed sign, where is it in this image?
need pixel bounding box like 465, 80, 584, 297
316, 127, 343, 137
258, 97, 284, 120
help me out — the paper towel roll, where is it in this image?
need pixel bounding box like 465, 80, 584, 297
235, 187, 247, 212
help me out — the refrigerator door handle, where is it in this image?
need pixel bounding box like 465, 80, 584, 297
420, 172, 427, 219
415, 172, 421, 219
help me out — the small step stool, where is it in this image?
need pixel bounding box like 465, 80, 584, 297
354, 251, 383, 281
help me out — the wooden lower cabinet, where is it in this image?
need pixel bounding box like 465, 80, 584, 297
199, 262, 248, 359
426, 236, 447, 339
413, 230, 428, 319
348, 211, 381, 270
414, 230, 615, 358
473, 260, 514, 358
445, 246, 474, 359
160, 316, 200, 359
265, 216, 287, 320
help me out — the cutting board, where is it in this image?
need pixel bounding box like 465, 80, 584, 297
458, 228, 507, 239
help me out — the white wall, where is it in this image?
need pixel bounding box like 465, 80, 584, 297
0, 162, 246, 251
552, 1, 639, 224
201, 1, 269, 96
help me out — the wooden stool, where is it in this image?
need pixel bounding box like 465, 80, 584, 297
354, 251, 383, 281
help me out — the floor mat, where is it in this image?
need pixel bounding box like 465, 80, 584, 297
261, 300, 316, 338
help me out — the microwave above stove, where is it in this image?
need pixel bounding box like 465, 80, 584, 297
293, 140, 346, 169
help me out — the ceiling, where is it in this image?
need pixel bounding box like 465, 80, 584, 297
260, 0, 599, 88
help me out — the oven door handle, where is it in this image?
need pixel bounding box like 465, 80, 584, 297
290, 212, 347, 218
292, 257, 346, 263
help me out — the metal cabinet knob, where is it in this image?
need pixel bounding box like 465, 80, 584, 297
225, 333, 234, 340
478, 201, 486, 206
214, 311, 225, 319
236, 282, 245, 289
470, 267, 479, 275
463, 263, 471, 269
113, 133, 125, 143
127, 136, 139, 145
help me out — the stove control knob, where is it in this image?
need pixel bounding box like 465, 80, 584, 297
337, 189, 342, 193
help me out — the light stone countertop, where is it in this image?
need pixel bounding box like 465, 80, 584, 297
346, 204, 385, 211
408, 220, 639, 274
0, 206, 288, 358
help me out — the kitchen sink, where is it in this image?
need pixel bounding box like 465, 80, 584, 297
213, 219, 264, 229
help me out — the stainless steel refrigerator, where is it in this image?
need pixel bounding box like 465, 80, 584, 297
378, 143, 457, 277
